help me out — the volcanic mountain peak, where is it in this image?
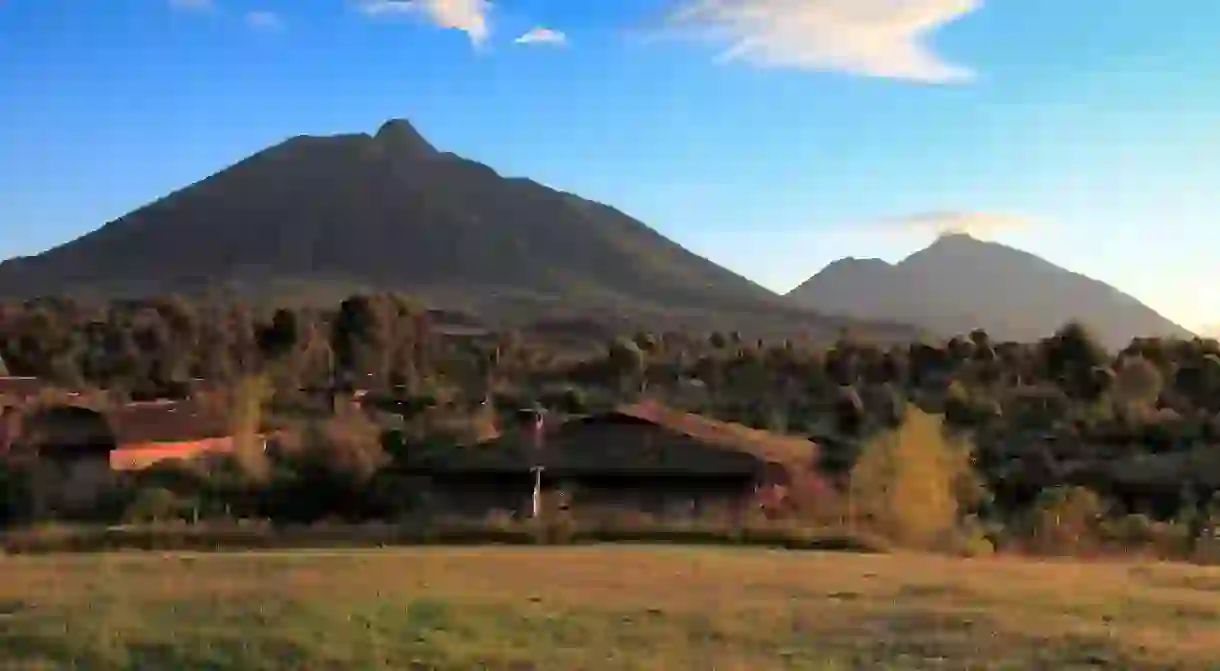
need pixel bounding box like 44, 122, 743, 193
787, 233, 1193, 347
373, 118, 438, 158
0, 117, 924, 341
823, 256, 891, 270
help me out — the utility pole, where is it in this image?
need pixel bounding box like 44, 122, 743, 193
523, 406, 545, 519
531, 465, 544, 519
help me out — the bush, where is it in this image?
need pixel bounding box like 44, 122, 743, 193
123, 487, 192, 524
1, 519, 889, 555
280, 408, 387, 486
1026, 486, 1106, 555
952, 515, 997, 557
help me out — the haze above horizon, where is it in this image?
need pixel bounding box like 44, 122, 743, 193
1, 0, 1217, 330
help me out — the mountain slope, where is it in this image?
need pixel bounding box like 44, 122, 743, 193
0, 119, 919, 340
786, 233, 1193, 348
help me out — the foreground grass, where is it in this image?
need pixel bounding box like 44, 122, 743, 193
2, 547, 1219, 670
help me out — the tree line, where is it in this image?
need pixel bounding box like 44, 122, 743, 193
3, 293, 1220, 559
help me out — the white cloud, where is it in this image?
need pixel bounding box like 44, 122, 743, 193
875, 211, 1033, 237
246, 10, 285, 31
355, 0, 490, 45
354, 0, 414, 17
514, 26, 568, 47
667, 0, 981, 83
169, 0, 214, 12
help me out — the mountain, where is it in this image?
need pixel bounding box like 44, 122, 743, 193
0, 119, 917, 340
786, 232, 1193, 348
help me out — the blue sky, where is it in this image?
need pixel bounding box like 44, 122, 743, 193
2, 0, 1218, 330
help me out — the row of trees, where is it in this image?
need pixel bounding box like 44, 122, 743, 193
4, 293, 1220, 549
0, 294, 439, 398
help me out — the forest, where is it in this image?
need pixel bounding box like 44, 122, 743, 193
2, 293, 1219, 559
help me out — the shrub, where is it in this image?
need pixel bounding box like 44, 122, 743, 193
1027, 485, 1106, 555
960, 531, 996, 558
281, 408, 387, 486
1, 519, 889, 555
123, 487, 191, 524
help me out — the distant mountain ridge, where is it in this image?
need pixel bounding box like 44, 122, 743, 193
786, 232, 1193, 349
0, 119, 919, 341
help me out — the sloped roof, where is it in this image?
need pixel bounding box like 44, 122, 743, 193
416, 402, 816, 477
105, 401, 232, 446
615, 402, 818, 469
9, 405, 116, 459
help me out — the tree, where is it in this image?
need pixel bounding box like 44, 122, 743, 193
1089, 365, 1117, 399
968, 328, 991, 350
824, 347, 858, 386
229, 374, 274, 483
833, 385, 865, 437
331, 294, 394, 384
632, 331, 659, 354
607, 337, 646, 395
1028, 322, 1108, 400
907, 342, 949, 387
1115, 355, 1163, 406
849, 407, 978, 549
946, 335, 975, 362
259, 308, 301, 362
289, 409, 386, 487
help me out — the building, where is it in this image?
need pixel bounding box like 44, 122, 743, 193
2, 396, 265, 518
106, 401, 253, 470
6, 397, 255, 470
5, 404, 118, 517
408, 402, 818, 520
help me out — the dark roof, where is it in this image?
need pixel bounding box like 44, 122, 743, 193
106, 401, 232, 446
9, 405, 115, 459
414, 402, 814, 477
614, 403, 817, 468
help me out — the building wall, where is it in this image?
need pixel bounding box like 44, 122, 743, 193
558, 479, 753, 522
423, 417, 778, 520
24, 456, 114, 519
424, 474, 755, 522
424, 475, 533, 518
59, 458, 115, 510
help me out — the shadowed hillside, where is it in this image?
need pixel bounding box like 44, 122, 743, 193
0, 119, 915, 341
786, 232, 1192, 348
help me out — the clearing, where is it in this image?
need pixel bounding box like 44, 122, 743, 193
2, 546, 1219, 669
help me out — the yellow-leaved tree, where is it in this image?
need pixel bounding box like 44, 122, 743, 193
230, 374, 274, 483
849, 406, 981, 549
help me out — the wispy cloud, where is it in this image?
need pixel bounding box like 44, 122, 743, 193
514, 26, 567, 47
246, 10, 285, 31
666, 0, 981, 83
355, 0, 491, 45
169, 0, 214, 12
874, 211, 1033, 237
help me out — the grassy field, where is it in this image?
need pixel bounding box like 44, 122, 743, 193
2, 547, 1219, 670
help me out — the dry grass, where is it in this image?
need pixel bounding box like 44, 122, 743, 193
2, 547, 1219, 669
